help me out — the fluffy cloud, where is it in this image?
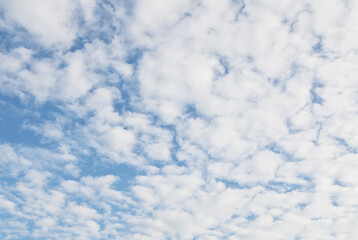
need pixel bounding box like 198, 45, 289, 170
1, 0, 78, 48
1, 0, 358, 239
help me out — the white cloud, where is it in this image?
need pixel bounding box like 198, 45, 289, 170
1, 0, 77, 48
1, 0, 358, 239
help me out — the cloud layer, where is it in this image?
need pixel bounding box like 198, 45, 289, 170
1, 0, 358, 239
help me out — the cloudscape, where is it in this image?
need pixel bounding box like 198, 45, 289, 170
1, 0, 358, 239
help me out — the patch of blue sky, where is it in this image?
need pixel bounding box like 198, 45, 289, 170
77, 157, 140, 192
312, 121, 323, 145
112, 0, 136, 17
268, 77, 280, 87
272, 215, 282, 222
216, 55, 230, 76
0, 26, 38, 51
131, 121, 185, 167
218, 179, 252, 189
184, 103, 206, 120
333, 179, 346, 187
312, 35, 329, 59
66, 1, 125, 54
67, 37, 88, 53
290, 62, 300, 77
0, 173, 21, 186
80, 5, 117, 43
0, 94, 43, 146
297, 174, 313, 182
112, 77, 140, 114
29, 46, 57, 60
286, 119, 303, 134
0, 213, 16, 222
310, 82, 324, 105
165, 125, 185, 166
125, 47, 146, 67
312, 36, 323, 53
296, 203, 308, 210
245, 213, 257, 221
0, 190, 25, 212
265, 181, 311, 193
109, 48, 144, 114
331, 195, 339, 207
265, 142, 302, 162
12, 234, 55, 240
334, 137, 358, 153
0, 225, 28, 240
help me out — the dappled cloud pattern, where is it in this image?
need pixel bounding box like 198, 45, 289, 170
1, 0, 358, 239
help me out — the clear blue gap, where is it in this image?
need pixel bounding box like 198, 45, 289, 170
312, 35, 323, 53
112, 76, 138, 114
0, 174, 19, 187
312, 122, 323, 145
0, 94, 42, 146
218, 179, 252, 189
211, 54, 230, 79
333, 179, 346, 187
217, 55, 230, 75
286, 119, 302, 134
245, 213, 257, 221
298, 175, 313, 183
103, 48, 145, 115
0, 26, 39, 51
30, 46, 56, 60
75, 150, 141, 192
185, 104, 201, 118
113, 0, 137, 17
125, 47, 146, 67
331, 195, 339, 206
268, 77, 280, 86
296, 203, 307, 210
290, 62, 300, 78
127, 110, 184, 166
265, 142, 301, 162
90, 1, 118, 44
265, 181, 308, 193
68, 37, 88, 52
147, 116, 186, 167
273, 215, 282, 222
67, 0, 122, 55
0, 215, 32, 239
162, 124, 183, 165
310, 80, 324, 105
335, 137, 358, 153
110, 47, 146, 115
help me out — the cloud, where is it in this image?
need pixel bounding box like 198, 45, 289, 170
1, 0, 358, 239
0, 0, 78, 48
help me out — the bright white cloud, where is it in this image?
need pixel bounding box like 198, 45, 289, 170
1, 0, 358, 239
1, 0, 77, 48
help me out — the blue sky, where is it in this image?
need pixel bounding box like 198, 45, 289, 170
1, 0, 358, 239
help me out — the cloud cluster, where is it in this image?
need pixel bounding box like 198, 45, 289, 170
1, 0, 358, 239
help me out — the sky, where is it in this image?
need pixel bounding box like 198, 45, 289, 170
0, 0, 358, 239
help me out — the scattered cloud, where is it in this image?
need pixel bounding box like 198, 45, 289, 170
1, 0, 358, 239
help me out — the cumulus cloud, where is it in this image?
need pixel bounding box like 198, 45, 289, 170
1, 0, 358, 239
1, 0, 78, 48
